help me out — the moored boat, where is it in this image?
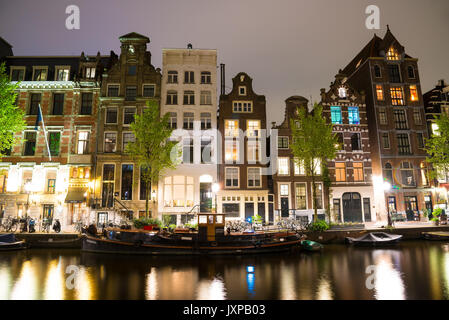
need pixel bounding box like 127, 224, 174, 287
346, 232, 402, 246
300, 240, 323, 252
31, 236, 82, 249
422, 231, 449, 241
82, 214, 302, 255
0, 233, 27, 251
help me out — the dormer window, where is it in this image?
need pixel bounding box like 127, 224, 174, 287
10, 67, 25, 81
239, 86, 246, 96
85, 67, 96, 79
240, 75, 245, 82
33, 67, 47, 81
55, 66, 70, 81
338, 87, 347, 98
386, 47, 400, 61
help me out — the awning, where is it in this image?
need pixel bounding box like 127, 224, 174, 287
65, 188, 87, 203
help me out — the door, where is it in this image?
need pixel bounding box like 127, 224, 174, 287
342, 192, 363, 222
257, 202, 265, 223
245, 203, 254, 221
333, 199, 341, 222
281, 198, 289, 218
405, 196, 418, 221
97, 212, 108, 227
199, 183, 212, 212
424, 195, 433, 213
363, 198, 371, 222
268, 203, 274, 223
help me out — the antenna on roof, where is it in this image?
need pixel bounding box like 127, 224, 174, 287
386, 24, 390, 31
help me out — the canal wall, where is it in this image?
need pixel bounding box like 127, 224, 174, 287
2, 233, 81, 249
304, 226, 449, 244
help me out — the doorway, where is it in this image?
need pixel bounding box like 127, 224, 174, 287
405, 196, 418, 221
342, 192, 363, 222
199, 183, 212, 213
245, 202, 254, 221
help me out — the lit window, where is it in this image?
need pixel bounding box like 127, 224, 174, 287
225, 140, 239, 162
85, 67, 96, 79
348, 107, 360, 125
390, 87, 405, 106
338, 87, 347, 98
331, 106, 342, 124
294, 159, 305, 175
104, 132, 117, 153
353, 162, 364, 181
335, 163, 346, 182
431, 123, 439, 136
280, 184, 289, 196
386, 47, 400, 61
77, 131, 89, 154
225, 120, 239, 137
55, 67, 70, 81
410, 85, 419, 102
225, 168, 239, 187
247, 120, 260, 137
247, 168, 261, 187
314, 158, 321, 175
295, 183, 307, 210
376, 85, 384, 101
247, 140, 260, 163
278, 158, 290, 175
233, 101, 253, 113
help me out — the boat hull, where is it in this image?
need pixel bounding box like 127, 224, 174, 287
31, 237, 82, 249
0, 241, 27, 251
422, 232, 449, 241
82, 235, 301, 255
346, 232, 403, 246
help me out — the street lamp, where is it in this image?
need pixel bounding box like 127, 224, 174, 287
212, 183, 220, 213
24, 182, 32, 218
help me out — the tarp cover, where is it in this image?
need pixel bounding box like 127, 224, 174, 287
65, 188, 87, 203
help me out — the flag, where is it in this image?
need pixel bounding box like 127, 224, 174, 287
34, 104, 52, 161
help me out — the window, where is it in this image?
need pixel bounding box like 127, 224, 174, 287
183, 91, 195, 105
184, 71, 194, 83
201, 71, 211, 84
168, 112, 177, 129
52, 93, 64, 115
239, 86, 246, 95
295, 183, 307, 210
128, 65, 137, 76
201, 137, 212, 164
0, 171, 7, 193
390, 87, 405, 106
200, 113, 211, 130
410, 85, 419, 102
294, 159, 305, 175
233, 101, 253, 113
248, 168, 261, 187
397, 134, 411, 155
102, 164, 115, 208
122, 132, 135, 151
336, 133, 344, 150
105, 108, 118, 124
417, 132, 424, 149
164, 176, 194, 207
382, 133, 390, 149
388, 64, 401, 83
80, 93, 93, 115
376, 85, 384, 101
143, 85, 155, 97
33, 67, 47, 81
121, 164, 133, 200
314, 158, 322, 175
420, 162, 428, 186
374, 65, 382, 78
55, 67, 70, 81
247, 139, 260, 162
225, 168, 239, 187
407, 66, 415, 79
47, 178, 56, 194
166, 91, 178, 105
247, 120, 260, 137
182, 138, 194, 163
335, 162, 346, 182
125, 86, 137, 101
413, 109, 422, 124
393, 109, 408, 129
10, 68, 25, 81
278, 136, 289, 149
331, 106, 342, 124
183, 112, 194, 130
400, 162, 415, 186
338, 87, 347, 99
225, 139, 239, 162
314, 183, 323, 209
123, 107, 136, 125
353, 162, 364, 181
77, 131, 89, 154
384, 163, 393, 184
378, 107, 387, 125
85, 67, 96, 79
48, 132, 61, 156
225, 120, 239, 137
107, 85, 119, 97
23, 132, 37, 156
351, 133, 361, 151
139, 165, 150, 201
200, 91, 212, 105
104, 132, 117, 153
278, 158, 289, 175
167, 71, 178, 83
280, 184, 289, 196
29, 93, 41, 115
348, 107, 360, 125
386, 47, 400, 61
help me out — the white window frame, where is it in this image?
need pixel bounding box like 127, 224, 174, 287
239, 86, 246, 96
225, 167, 239, 188
123, 107, 137, 126
104, 131, 117, 153
294, 158, 305, 176
142, 83, 156, 98
32, 66, 48, 81
278, 136, 289, 149
54, 65, 71, 81
295, 182, 308, 210
105, 107, 118, 124
233, 101, 253, 113
312, 182, 324, 210
246, 120, 261, 138
77, 130, 90, 155
107, 84, 120, 97
122, 131, 135, 152
247, 167, 262, 188
277, 157, 290, 176
9, 66, 26, 81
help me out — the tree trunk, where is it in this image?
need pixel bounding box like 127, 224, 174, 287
311, 172, 317, 222
145, 183, 149, 218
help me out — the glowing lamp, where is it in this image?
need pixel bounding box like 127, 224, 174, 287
212, 183, 220, 193
246, 266, 255, 273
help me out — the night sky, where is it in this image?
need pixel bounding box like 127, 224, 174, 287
1, 0, 448, 125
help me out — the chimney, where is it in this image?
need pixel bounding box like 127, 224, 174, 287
220, 63, 225, 96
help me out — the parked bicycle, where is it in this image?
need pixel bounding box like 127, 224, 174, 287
41, 218, 52, 233
0, 216, 19, 233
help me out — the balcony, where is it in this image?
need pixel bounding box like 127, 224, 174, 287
69, 154, 92, 164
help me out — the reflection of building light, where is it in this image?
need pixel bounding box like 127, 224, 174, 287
317, 275, 333, 300
44, 259, 64, 300
372, 251, 405, 300
74, 267, 93, 300
0, 268, 11, 300
247, 266, 255, 273
11, 261, 37, 300
145, 267, 158, 300
197, 278, 227, 300
280, 264, 296, 300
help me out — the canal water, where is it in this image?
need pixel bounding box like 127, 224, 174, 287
1, 241, 449, 300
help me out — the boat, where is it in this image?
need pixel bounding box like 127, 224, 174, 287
346, 232, 402, 246
82, 213, 302, 255
300, 240, 323, 252
422, 231, 449, 241
31, 236, 82, 249
0, 233, 27, 251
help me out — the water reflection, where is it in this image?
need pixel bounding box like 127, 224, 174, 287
0, 242, 449, 300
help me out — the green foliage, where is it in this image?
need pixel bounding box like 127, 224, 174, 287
168, 224, 177, 231
425, 113, 449, 181
0, 62, 26, 157
307, 220, 329, 232
184, 223, 198, 230
162, 214, 175, 227
125, 100, 180, 217
432, 208, 443, 218
290, 103, 338, 221
253, 214, 262, 225
133, 217, 162, 229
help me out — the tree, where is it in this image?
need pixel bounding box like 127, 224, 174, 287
425, 113, 449, 182
125, 100, 179, 217
0, 62, 25, 156
290, 103, 339, 222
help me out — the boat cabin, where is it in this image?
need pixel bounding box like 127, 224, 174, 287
198, 213, 225, 241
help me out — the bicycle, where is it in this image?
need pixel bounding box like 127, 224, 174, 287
41, 218, 52, 233
1, 216, 19, 233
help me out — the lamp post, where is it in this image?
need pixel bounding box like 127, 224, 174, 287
212, 183, 220, 213
24, 182, 32, 218
383, 181, 392, 226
